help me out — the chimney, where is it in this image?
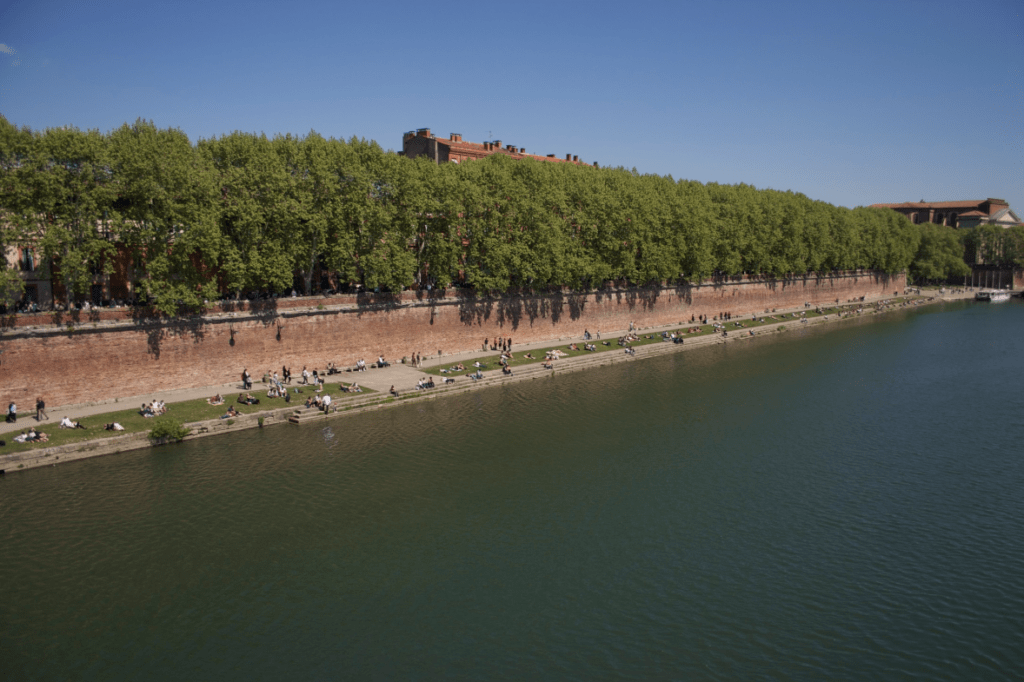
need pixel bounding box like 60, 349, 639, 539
417, 128, 431, 138
573, 155, 578, 162
450, 133, 461, 142
493, 140, 501, 149
520, 148, 526, 153
566, 154, 571, 161
547, 154, 555, 158
593, 161, 598, 168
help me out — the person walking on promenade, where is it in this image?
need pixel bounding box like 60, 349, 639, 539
36, 397, 48, 421
6, 402, 16, 423
242, 368, 252, 390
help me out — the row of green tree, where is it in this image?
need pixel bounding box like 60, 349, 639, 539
0, 117, 990, 315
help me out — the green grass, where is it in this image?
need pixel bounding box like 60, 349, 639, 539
1, 382, 373, 455
423, 297, 920, 378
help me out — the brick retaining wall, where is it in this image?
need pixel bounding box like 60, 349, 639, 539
0, 271, 904, 408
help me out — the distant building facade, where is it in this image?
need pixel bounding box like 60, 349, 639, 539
3, 244, 53, 308
870, 198, 1021, 229
401, 128, 596, 167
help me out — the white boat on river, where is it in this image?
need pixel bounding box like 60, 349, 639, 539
975, 290, 1011, 303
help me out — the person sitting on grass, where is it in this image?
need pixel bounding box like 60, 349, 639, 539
444, 377, 455, 385
542, 360, 554, 370
350, 382, 362, 393
207, 394, 224, 405
140, 403, 155, 418
60, 416, 86, 429
502, 365, 513, 376
389, 385, 400, 397
104, 422, 126, 431
221, 406, 240, 419
523, 352, 535, 360
470, 369, 483, 380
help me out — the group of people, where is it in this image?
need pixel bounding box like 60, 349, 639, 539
617, 333, 640, 347
12, 427, 48, 443
483, 337, 513, 352
304, 393, 333, 412
140, 400, 167, 418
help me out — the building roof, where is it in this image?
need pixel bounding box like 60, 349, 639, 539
406, 130, 590, 166
869, 199, 1009, 210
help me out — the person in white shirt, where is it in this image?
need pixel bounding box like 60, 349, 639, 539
60, 416, 76, 429
321, 394, 332, 411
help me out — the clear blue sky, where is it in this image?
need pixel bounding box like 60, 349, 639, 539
2, 0, 1021, 211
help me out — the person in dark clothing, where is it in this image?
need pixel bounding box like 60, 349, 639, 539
36, 397, 48, 421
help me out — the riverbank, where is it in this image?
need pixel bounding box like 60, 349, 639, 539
0, 289, 975, 474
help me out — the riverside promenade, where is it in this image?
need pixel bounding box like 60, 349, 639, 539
0, 289, 975, 471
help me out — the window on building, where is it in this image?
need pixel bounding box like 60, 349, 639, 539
21, 248, 35, 272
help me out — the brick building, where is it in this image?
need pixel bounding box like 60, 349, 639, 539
402, 128, 596, 167
3, 244, 52, 307
870, 198, 1021, 229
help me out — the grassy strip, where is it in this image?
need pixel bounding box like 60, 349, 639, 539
1, 383, 373, 454
422, 297, 924, 377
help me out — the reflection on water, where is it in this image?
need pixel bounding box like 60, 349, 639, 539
2, 300, 1023, 680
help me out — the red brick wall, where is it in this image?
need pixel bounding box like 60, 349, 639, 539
0, 271, 904, 408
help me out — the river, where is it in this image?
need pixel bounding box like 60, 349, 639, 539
2, 299, 1022, 680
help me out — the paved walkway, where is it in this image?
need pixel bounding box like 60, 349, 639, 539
1, 290, 973, 435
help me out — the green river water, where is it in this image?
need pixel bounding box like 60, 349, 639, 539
2, 300, 1022, 680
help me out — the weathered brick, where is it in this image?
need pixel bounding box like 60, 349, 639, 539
0, 271, 903, 407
